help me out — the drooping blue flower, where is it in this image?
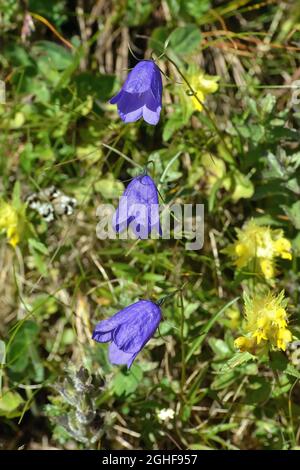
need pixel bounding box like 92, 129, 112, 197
110, 60, 162, 125
92, 300, 162, 368
113, 174, 161, 239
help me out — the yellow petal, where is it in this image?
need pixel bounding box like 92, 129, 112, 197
198, 75, 219, 94
234, 336, 256, 352
260, 258, 274, 279
273, 238, 292, 260
276, 328, 292, 350
191, 91, 205, 111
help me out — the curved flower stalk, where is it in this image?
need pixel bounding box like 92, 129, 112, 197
110, 60, 162, 125
92, 300, 162, 368
113, 174, 161, 239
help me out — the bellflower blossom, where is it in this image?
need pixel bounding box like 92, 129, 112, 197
110, 60, 162, 125
113, 174, 161, 239
92, 300, 162, 368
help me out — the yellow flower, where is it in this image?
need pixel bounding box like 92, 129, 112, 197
0, 200, 25, 247
188, 71, 219, 111
234, 291, 292, 354
259, 259, 275, 280
224, 220, 292, 279
276, 328, 292, 350
273, 237, 292, 260
179, 66, 219, 113
234, 336, 256, 352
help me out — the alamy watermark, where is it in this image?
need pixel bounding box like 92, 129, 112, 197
96, 202, 204, 250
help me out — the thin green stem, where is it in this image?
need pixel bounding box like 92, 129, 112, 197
164, 54, 234, 160
288, 379, 298, 448
272, 367, 289, 448
180, 291, 186, 398
157, 282, 189, 306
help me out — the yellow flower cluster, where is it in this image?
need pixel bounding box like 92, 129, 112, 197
0, 200, 25, 247
188, 71, 219, 112
179, 66, 219, 113
224, 220, 292, 279
235, 291, 292, 353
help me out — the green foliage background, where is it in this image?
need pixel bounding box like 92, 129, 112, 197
0, 0, 300, 450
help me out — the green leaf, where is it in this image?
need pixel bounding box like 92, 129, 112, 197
250, 124, 265, 142
31, 41, 74, 86
125, 0, 153, 26
149, 27, 172, 56
260, 93, 276, 115
166, 0, 180, 15
56, 46, 83, 89
94, 175, 124, 199
75, 72, 116, 101
292, 232, 300, 255
182, 0, 211, 19
111, 365, 143, 397
208, 338, 231, 359
211, 370, 238, 390
142, 273, 166, 282
32, 41, 73, 71
286, 178, 300, 194
3, 44, 33, 67
30, 249, 48, 276
189, 444, 213, 450
285, 364, 300, 380
168, 25, 201, 55
28, 0, 68, 27
266, 152, 285, 178
231, 171, 254, 202
163, 109, 188, 141
253, 181, 287, 200
28, 238, 49, 255
282, 201, 300, 229
244, 377, 271, 404
12, 181, 22, 208
202, 423, 237, 436
219, 352, 256, 373
270, 351, 288, 371
186, 297, 239, 362
7, 321, 39, 373
0, 390, 24, 418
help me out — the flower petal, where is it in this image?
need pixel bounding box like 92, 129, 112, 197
113, 209, 134, 233
109, 341, 137, 368
109, 61, 163, 125
143, 105, 161, 125
112, 175, 160, 237
109, 90, 124, 105
127, 175, 159, 205
151, 65, 163, 104
119, 107, 143, 123
122, 61, 155, 94
117, 91, 145, 114
113, 301, 161, 354
92, 300, 162, 368
115, 91, 145, 123
93, 302, 140, 334
92, 331, 112, 343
